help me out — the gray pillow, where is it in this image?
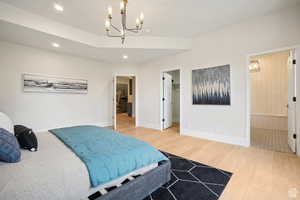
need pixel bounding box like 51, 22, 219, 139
0, 128, 21, 163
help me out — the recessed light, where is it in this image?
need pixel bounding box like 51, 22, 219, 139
54, 3, 64, 12
145, 28, 151, 33
122, 54, 128, 60
52, 43, 60, 48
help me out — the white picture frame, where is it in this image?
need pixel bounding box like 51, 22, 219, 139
23, 74, 88, 94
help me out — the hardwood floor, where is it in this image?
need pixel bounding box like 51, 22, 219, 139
116, 115, 300, 200
164, 122, 180, 134
251, 128, 291, 153
116, 113, 136, 130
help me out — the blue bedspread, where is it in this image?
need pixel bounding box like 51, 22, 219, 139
49, 126, 167, 187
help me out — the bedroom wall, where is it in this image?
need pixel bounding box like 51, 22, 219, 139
0, 41, 137, 132
137, 5, 300, 146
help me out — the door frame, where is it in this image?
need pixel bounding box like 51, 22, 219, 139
113, 74, 138, 130
245, 45, 300, 156
160, 68, 182, 134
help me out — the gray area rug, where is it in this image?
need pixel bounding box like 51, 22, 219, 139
89, 152, 233, 200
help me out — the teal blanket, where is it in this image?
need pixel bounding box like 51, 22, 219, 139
49, 126, 167, 187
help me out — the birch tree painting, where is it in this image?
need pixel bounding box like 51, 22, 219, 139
192, 65, 231, 105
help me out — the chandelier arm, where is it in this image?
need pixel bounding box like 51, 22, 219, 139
106, 32, 122, 38
107, 35, 122, 38
125, 25, 142, 32
126, 29, 139, 33
125, 27, 138, 31
125, 23, 143, 32
123, 19, 143, 31
110, 23, 121, 33
105, 0, 143, 44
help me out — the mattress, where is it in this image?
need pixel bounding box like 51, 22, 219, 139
0, 131, 157, 200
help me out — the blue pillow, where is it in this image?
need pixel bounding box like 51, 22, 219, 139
0, 128, 21, 163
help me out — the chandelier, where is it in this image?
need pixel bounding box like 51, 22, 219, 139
249, 60, 260, 73
105, 0, 144, 44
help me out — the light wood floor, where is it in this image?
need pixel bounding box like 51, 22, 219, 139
116, 115, 300, 200
164, 122, 180, 134
251, 128, 291, 153
116, 113, 136, 130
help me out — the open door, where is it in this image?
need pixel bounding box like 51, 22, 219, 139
163, 73, 173, 129
288, 50, 297, 152
113, 76, 117, 130
296, 48, 300, 156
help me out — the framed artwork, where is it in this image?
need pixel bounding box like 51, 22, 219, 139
23, 74, 88, 94
192, 65, 231, 105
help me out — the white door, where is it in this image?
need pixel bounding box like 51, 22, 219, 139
163, 73, 173, 129
113, 76, 117, 130
288, 51, 296, 152
296, 48, 299, 155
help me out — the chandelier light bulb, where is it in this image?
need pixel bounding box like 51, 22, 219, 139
108, 6, 112, 18
105, 20, 111, 31
105, 0, 144, 44
140, 12, 144, 23
249, 61, 260, 72
136, 18, 140, 27
54, 3, 64, 12
120, 1, 125, 11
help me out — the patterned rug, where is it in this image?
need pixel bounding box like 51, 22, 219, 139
144, 152, 232, 200
89, 152, 232, 200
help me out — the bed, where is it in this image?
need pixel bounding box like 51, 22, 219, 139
0, 126, 170, 200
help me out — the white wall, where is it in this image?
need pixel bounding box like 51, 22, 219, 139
0, 41, 137, 132
137, 5, 300, 146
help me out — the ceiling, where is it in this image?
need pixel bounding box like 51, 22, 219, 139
1, 0, 299, 37
0, 20, 185, 64
0, 0, 299, 63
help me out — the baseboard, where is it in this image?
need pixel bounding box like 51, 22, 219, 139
36, 121, 113, 133
182, 129, 249, 147
95, 122, 113, 127
138, 122, 161, 130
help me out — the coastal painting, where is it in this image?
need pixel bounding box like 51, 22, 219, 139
23, 74, 88, 94
192, 65, 231, 105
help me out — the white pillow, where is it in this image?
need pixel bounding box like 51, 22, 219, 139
0, 112, 14, 134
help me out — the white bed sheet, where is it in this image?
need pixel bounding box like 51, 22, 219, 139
0, 131, 157, 200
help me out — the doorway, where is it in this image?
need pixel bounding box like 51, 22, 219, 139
114, 76, 136, 130
249, 50, 296, 153
161, 69, 181, 134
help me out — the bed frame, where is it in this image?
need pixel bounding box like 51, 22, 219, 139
88, 160, 171, 200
